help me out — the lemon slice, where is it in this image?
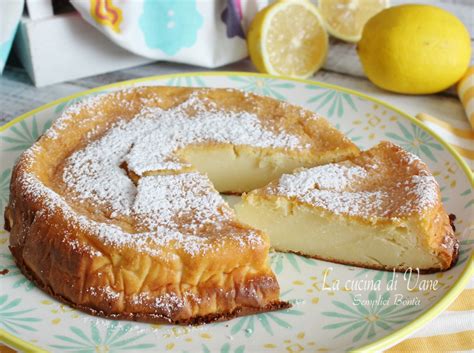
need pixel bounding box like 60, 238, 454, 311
247, 0, 328, 78
318, 0, 389, 42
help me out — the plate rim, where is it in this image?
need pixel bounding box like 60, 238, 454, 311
0, 71, 472, 353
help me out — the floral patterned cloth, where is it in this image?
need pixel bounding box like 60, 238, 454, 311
0, 0, 24, 74
70, 0, 268, 68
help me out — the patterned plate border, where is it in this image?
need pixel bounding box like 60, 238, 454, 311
0, 72, 472, 353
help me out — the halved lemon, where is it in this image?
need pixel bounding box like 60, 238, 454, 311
318, 0, 389, 42
247, 0, 328, 78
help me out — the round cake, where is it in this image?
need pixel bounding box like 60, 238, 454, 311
5, 86, 358, 324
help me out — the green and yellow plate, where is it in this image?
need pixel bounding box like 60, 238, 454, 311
0, 72, 472, 352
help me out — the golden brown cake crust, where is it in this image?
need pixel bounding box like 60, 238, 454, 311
5, 86, 358, 324
8, 243, 290, 325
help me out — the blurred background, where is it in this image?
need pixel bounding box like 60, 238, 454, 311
0, 0, 472, 124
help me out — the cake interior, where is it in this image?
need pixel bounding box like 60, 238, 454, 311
179, 144, 353, 193
234, 196, 444, 270
233, 141, 457, 272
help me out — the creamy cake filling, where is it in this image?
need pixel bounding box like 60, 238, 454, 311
235, 142, 454, 271
61, 93, 309, 225
235, 197, 443, 269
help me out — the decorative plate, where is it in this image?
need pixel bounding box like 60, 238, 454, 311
0, 72, 472, 353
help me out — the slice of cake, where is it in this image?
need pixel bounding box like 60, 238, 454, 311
235, 141, 458, 272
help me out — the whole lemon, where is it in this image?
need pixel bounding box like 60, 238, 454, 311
357, 4, 471, 94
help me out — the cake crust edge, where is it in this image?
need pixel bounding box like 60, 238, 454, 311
8, 242, 290, 325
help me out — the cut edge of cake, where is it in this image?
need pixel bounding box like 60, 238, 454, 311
235, 141, 458, 273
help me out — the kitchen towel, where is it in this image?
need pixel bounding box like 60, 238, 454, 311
70, 0, 268, 68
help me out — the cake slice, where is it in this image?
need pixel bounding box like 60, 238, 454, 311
235, 141, 458, 272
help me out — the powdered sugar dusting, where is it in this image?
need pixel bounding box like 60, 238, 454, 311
270, 145, 440, 219
125, 95, 305, 174
131, 291, 203, 315
22, 91, 288, 256
44, 93, 108, 140
62, 93, 307, 218
133, 172, 232, 231
274, 164, 384, 218
62, 120, 137, 214
19, 172, 263, 257
399, 172, 439, 214
277, 164, 367, 193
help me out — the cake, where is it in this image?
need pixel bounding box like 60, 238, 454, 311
235, 141, 458, 272
4, 86, 359, 324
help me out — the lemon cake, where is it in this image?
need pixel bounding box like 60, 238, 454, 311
235, 141, 458, 272
5, 86, 358, 324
